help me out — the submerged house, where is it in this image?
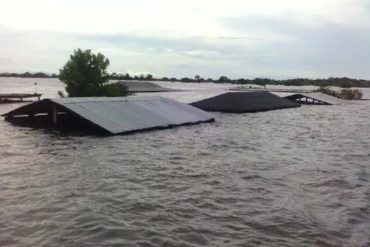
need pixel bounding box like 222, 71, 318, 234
284, 92, 343, 105
2, 96, 214, 135
117, 81, 177, 93
190, 91, 301, 113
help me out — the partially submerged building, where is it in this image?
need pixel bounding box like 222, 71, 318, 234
284, 92, 343, 105
190, 92, 300, 113
117, 81, 177, 93
2, 96, 214, 135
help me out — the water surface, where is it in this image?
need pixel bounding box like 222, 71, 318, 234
1, 78, 369, 246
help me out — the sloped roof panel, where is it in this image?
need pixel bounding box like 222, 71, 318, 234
299, 92, 343, 105
190, 92, 300, 113
4, 96, 214, 134
117, 81, 177, 92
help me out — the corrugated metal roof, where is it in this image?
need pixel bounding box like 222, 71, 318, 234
4, 96, 214, 134
283, 92, 344, 105
190, 92, 300, 113
117, 81, 177, 93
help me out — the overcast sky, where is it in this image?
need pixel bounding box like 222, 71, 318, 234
0, 0, 369, 79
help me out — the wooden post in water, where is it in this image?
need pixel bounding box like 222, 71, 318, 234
28, 112, 34, 120
52, 104, 57, 125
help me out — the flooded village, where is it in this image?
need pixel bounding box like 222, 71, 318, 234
1, 0, 370, 246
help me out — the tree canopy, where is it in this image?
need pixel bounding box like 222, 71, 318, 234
59, 49, 128, 97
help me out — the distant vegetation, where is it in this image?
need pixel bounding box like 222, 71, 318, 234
2, 72, 370, 88
315, 86, 363, 99
58, 49, 129, 97
0, 72, 58, 78
162, 76, 370, 88
110, 74, 370, 88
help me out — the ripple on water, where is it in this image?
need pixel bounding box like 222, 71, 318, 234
1, 82, 370, 246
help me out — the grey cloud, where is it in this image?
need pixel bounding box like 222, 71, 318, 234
74, 32, 259, 61
1, 17, 370, 79
77, 33, 209, 52
221, 15, 370, 78
69, 32, 256, 77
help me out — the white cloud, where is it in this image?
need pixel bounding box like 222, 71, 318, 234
0, 0, 370, 78
2, 0, 369, 35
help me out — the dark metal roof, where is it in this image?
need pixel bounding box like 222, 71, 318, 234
284, 92, 343, 105
190, 91, 301, 113
3, 96, 214, 134
117, 81, 177, 93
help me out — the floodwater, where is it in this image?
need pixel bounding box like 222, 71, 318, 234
1, 78, 370, 246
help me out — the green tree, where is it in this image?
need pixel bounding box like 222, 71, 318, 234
339, 81, 352, 88
217, 76, 231, 83
145, 74, 153, 80
59, 49, 128, 97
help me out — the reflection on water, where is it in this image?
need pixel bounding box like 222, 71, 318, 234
1, 78, 370, 246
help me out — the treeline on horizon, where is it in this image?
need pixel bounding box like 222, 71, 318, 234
1, 71, 370, 88
0, 72, 58, 78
